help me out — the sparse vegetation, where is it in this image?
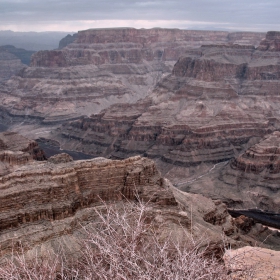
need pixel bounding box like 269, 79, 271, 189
0, 200, 257, 279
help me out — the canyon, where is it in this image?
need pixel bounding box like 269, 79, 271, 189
0, 28, 265, 128
47, 31, 280, 212
1, 28, 280, 273
1, 28, 280, 212
0, 135, 279, 263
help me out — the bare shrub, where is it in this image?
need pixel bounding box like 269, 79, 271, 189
0, 200, 259, 279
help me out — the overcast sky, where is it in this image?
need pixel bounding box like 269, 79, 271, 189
0, 0, 279, 32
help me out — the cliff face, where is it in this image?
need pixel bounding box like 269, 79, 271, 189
0, 45, 35, 83
0, 155, 228, 257
0, 45, 35, 65
1, 153, 278, 259
56, 39, 280, 167
52, 32, 280, 212
220, 131, 280, 211
0, 131, 46, 176
0, 28, 265, 125
31, 29, 264, 68
58, 33, 78, 49
0, 50, 26, 83
258, 31, 280, 51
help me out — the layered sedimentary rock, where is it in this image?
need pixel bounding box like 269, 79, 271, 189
222, 131, 280, 211
0, 131, 46, 176
0, 50, 26, 83
180, 131, 280, 212
0, 155, 221, 257
49, 31, 280, 214
0, 28, 265, 125
0, 45, 35, 83
258, 31, 280, 51
56, 38, 280, 173
0, 45, 35, 65
1, 154, 279, 260
58, 33, 78, 49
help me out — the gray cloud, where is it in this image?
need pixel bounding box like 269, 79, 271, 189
0, 0, 279, 31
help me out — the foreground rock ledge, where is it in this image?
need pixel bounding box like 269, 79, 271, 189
0, 154, 279, 261
224, 246, 280, 279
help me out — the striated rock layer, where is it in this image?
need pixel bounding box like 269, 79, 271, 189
0, 49, 26, 83
1, 154, 279, 260
0, 131, 46, 176
222, 131, 280, 211
48, 31, 280, 213
0, 28, 265, 125
180, 131, 280, 212
55, 35, 280, 173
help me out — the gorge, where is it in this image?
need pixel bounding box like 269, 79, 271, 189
1, 27, 280, 277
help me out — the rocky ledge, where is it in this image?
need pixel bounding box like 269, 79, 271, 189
221, 131, 280, 211
0, 153, 278, 259
0, 131, 45, 176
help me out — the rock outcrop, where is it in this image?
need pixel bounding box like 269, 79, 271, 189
58, 33, 78, 49
0, 154, 279, 260
222, 131, 280, 211
0, 50, 26, 83
258, 31, 280, 51
0, 45, 35, 65
0, 131, 46, 175
224, 246, 280, 279
180, 131, 280, 212
0, 28, 265, 126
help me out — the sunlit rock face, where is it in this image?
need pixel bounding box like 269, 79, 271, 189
0, 28, 264, 124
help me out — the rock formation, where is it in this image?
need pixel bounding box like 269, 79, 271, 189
0, 28, 265, 127
58, 33, 78, 49
0, 131, 46, 176
55, 38, 279, 172
224, 246, 280, 279
0, 153, 279, 260
0, 45, 35, 65
0, 49, 26, 83
45, 31, 280, 214
0, 45, 36, 83
258, 31, 280, 51
192, 131, 280, 212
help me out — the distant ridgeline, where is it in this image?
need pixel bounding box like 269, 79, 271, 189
0, 45, 35, 65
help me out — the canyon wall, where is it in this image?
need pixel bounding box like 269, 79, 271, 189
0, 131, 46, 176
56, 35, 280, 168
0, 154, 232, 258
0, 50, 26, 83
52, 31, 280, 211
1, 152, 278, 259
0, 28, 265, 125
